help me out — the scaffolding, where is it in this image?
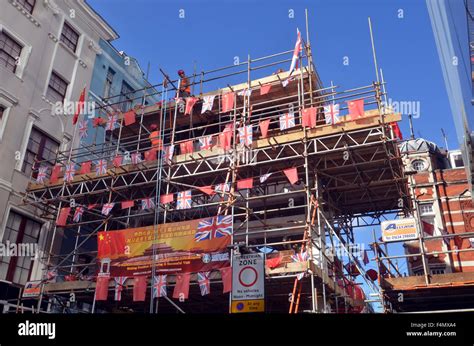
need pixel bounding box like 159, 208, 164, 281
18, 30, 410, 314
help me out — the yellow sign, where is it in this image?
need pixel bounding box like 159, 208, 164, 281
231, 299, 265, 313
381, 218, 418, 242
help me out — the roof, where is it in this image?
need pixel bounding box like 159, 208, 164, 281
398, 138, 441, 154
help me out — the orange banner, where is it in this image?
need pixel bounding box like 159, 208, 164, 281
97, 216, 231, 277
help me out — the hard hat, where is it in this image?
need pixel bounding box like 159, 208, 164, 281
177, 69, 185, 75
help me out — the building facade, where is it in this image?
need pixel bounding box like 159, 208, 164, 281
399, 139, 474, 276
0, 0, 117, 311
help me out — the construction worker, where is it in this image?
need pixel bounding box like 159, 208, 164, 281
149, 124, 162, 150
177, 69, 191, 97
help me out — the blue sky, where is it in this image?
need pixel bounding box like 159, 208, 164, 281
87, 0, 458, 309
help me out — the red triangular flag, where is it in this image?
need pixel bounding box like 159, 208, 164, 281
80, 161, 91, 174
56, 207, 71, 226
197, 186, 215, 196
347, 99, 364, 120
185, 97, 198, 115
95, 275, 110, 301
121, 200, 134, 209
145, 149, 157, 162
259, 119, 270, 138
133, 276, 147, 302
454, 236, 464, 249
73, 87, 86, 125
283, 167, 298, 185
301, 107, 317, 128
422, 220, 434, 236
266, 257, 282, 269
390, 122, 403, 140
219, 267, 232, 293
172, 272, 191, 300
87, 204, 97, 210
260, 84, 271, 96
160, 193, 174, 204
50, 165, 61, 184
123, 110, 136, 126
237, 178, 253, 190
221, 92, 234, 113
113, 155, 123, 168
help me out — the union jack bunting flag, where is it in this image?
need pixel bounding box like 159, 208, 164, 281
101, 203, 115, 216
163, 145, 174, 164
291, 251, 309, 262
237, 88, 252, 97
131, 152, 142, 165
141, 197, 155, 210
279, 112, 295, 130
152, 275, 167, 298
201, 95, 216, 114
36, 166, 48, 184
64, 163, 76, 182
73, 206, 84, 223
176, 190, 192, 210
324, 103, 340, 125
288, 28, 302, 76
79, 120, 88, 139
197, 272, 210, 296
195, 215, 233, 242
106, 114, 118, 131
238, 125, 253, 146
95, 159, 107, 175
214, 183, 230, 194
199, 135, 213, 150
114, 276, 128, 301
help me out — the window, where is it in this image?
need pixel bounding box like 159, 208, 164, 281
46, 71, 68, 103
0, 106, 4, 121
16, 0, 35, 14
411, 159, 426, 172
0, 31, 22, 73
430, 267, 446, 275
451, 153, 464, 168
60, 21, 79, 53
22, 127, 59, 177
0, 211, 41, 285
419, 203, 434, 216
119, 82, 133, 112
103, 68, 115, 99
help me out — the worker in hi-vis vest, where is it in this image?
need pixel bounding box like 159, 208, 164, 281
178, 69, 191, 97
149, 124, 162, 150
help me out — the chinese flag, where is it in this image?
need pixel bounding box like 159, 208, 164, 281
133, 276, 147, 302
422, 220, 434, 236
113, 155, 123, 168
237, 178, 253, 190
283, 167, 298, 185
221, 92, 234, 113
97, 231, 127, 258
145, 149, 157, 162
197, 186, 215, 196
219, 267, 232, 293
173, 273, 191, 300
185, 97, 198, 115
80, 161, 91, 174
121, 200, 134, 209
301, 107, 317, 128
390, 122, 403, 140
180, 140, 194, 154
219, 131, 232, 150
95, 275, 110, 301
73, 87, 86, 125
259, 119, 270, 138
123, 110, 136, 126
347, 99, 364, 120
50, 165, 61, 184
56, 207, 71, 226
160, 193, 174, 204
260, 84, 271, 96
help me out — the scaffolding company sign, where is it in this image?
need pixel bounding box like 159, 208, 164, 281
231, 253, 264, 313
381, 218, 418, 242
